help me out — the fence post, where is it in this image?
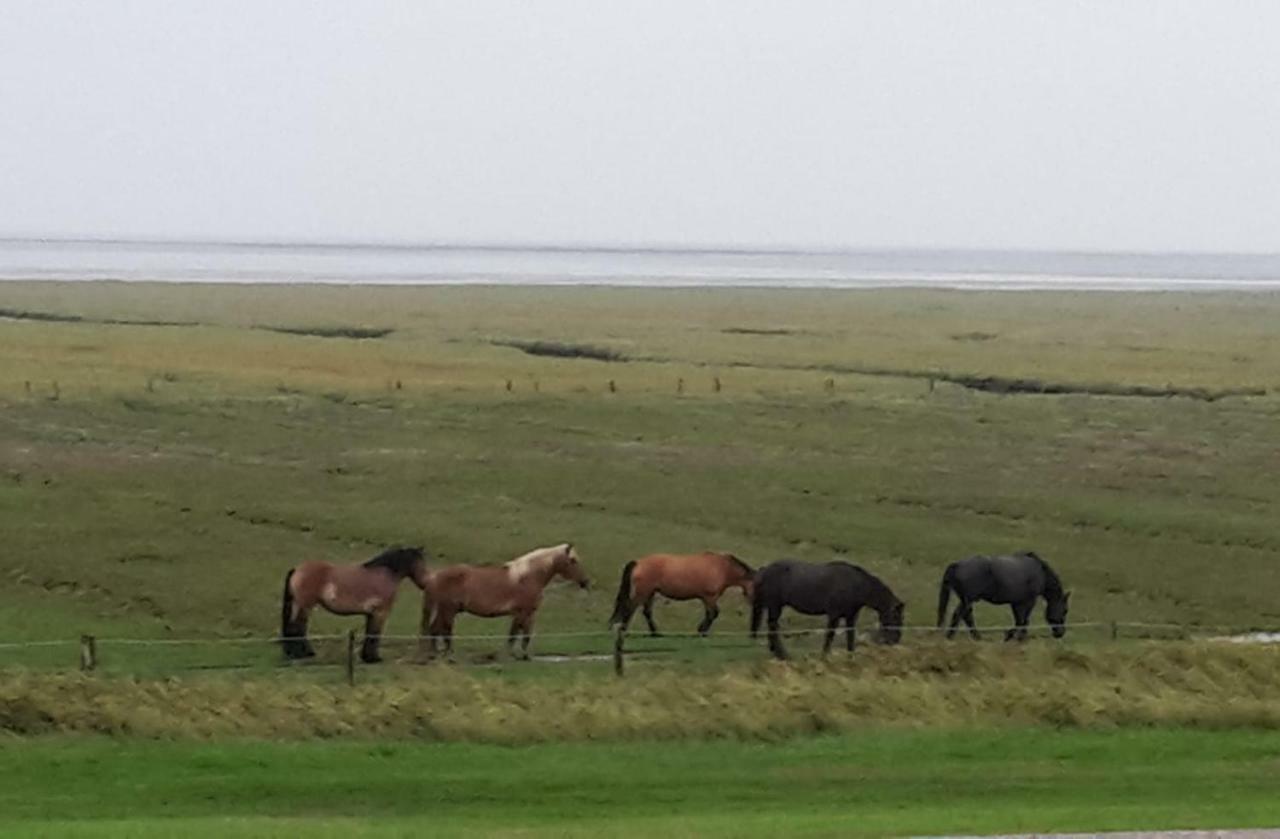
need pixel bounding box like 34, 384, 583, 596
79, 634, 96, 671
613, 625, 625, 677
1110, 621, 1118, 641
346, 629, 356, 686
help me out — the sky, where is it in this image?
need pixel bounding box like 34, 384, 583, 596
1, 1, 1278, 252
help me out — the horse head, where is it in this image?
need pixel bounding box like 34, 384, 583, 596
877, 599, 906, 645
1046, 589, 1071, 638
557, 543, 590, 589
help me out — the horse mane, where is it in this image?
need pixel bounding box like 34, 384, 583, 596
1023, 551, 1064, 598
363, 545, 425, 576
844, 562, 902, 609
505, 544, 567, 581
722, 553, 753, 576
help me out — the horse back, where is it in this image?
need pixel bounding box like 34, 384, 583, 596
633, 552, 734, 599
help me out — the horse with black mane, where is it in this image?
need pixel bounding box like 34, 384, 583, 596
751, 559, 905, 660
936, 551, 1070, 641
280, 545, 427, 663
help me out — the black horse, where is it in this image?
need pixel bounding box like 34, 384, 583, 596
936, 551, 1070, 641
750, 559, 905, 660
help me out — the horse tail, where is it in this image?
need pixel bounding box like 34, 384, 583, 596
608, 560, 637, 627
280, 568, 297, 649
937, 564, 956, 628
418, 570, 436, 639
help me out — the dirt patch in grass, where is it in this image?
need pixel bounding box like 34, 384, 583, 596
0, 308, 197, 328
493, 339, 629, 362
256, 325, 394, 340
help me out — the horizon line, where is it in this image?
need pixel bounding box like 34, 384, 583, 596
2, 235, 1279, 260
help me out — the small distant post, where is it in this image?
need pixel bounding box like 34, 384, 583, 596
607, 379, 617, 393
613, 625, 625, 677
1110, 621, 1118, 641
712, 376, 722, 393
79, 634, 96, 672
505, 378, 513, 392
345, 629, 356, 686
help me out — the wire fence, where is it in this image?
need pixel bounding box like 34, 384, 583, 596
2, 619, 1277, 684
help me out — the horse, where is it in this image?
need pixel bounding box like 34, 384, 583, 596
608, 551, 754, 636
280, 545, 427, 664
936, 551, 1071, 641
750, 559, 905, 660
419, 543, 588, 660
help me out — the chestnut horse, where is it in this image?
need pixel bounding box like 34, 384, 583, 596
420, 543, 588, 660
608, 552, 754, 636
280, 545, 427, 663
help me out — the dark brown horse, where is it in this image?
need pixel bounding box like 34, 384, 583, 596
420, 543, 588, 660
751, 559, 905, 660
608, 551, 754, 636
281, 545, 427, 663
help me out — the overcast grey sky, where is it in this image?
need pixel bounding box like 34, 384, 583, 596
2, 1, 1278, 251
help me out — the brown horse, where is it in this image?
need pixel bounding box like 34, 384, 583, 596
608, 552, 754, 636
281, 545, 427, 663
420, 543, 588, 660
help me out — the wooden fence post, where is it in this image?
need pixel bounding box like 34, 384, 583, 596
346, 629, 356, 686
1110, 621, 1118, 641
80, 634, 96, 671
613, 625, 625, 677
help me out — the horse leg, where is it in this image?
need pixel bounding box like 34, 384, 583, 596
696, 596, 720, 636
431, 606, 457, 661
945, 600, 965, 640
642, 595, 661, 637
766, 604, 788, 660
361, 608, 389, 663
846, 607, 862, 652
519, 613, 535, 660
506, 616, 522, 658
1013, 599, 1034, 642
1004, 605, 1019, 642
963, 602, 981, 640
822, 615, 839, 655
285, 605, 315, 659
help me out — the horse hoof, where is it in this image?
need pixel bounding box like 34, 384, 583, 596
360, 655, 383, 664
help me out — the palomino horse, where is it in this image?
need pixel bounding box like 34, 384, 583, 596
937, 551, 1071, 641
608, 552, 754, 636
420, 543, 588, 660
280, 545, 427, 663
751, 559, 905, 660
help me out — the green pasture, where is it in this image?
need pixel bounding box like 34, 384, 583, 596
3, 729, 1280, 837
2, 282, 1278, 666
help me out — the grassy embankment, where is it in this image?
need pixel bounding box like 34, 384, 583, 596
3, 729, 1280, 837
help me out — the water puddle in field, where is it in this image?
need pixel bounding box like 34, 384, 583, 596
1216, 632, 1280, 644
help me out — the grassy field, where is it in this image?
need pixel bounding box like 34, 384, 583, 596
4, 728, 1280, 837
3, 281, 1280, 835
2, 281, 1278, 655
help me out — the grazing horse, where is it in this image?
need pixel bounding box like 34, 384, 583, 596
608, 552, 754, 636
937, 551, 1071, 641
280, 545, 427, 663
420, 543, 588, 660
751, 559, 905, 660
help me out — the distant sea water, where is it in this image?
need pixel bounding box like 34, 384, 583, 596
2, 239, 1279, 291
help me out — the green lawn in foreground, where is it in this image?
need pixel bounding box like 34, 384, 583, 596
2, 729, 1278, 837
